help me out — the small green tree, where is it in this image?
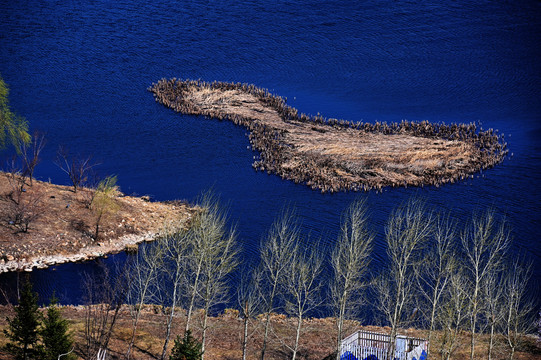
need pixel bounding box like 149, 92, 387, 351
91, 175, 120, 241
3, 279, 43, 360
41, 295, 75, 360
0, 74, 30, 151
169, 330, 202, 360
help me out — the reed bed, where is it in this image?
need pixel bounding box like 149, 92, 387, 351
148, 78, 508, 192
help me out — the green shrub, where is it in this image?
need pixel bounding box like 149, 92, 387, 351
169, 330, 202, 360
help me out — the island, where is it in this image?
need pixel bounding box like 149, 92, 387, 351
150, 78, 508, 192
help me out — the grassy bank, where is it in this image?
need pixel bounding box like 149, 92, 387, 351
0, 172, 197, 272
0, 304, 539, 359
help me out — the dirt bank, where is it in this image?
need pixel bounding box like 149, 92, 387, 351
0, 173, 197, 273
1, 304, 539, 359
150, 78, 508, 192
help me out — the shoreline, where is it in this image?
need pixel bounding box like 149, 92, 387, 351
149, 78, 508, 192
0, 230, 160, 273
0, 173, 196, 273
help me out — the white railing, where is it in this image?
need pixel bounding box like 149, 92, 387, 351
340, 330, 428, 360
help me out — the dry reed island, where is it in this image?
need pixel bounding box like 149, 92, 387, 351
150, 78, 508, 193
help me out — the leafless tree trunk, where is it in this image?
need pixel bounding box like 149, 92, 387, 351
503, 260, 534, 360
160, 224, 191, 360
5, 157, 25, 204
55, 146, 97, 193
461, 209, 510, 360
237, 265, 261, 360
438, 270, 469, 360
184, 214, 205, 334
482, 266, 505, 360
330, 199, 373, 360
82, 261, 128, 360
375, 199, 433, 360
3, 163, 43, 233
258, 208, 300, 360
414, 213, 456, 358
18, 131, 46, 186
190, 193, 239, 360
283, 240, 323, 360
125, 241, 164, 359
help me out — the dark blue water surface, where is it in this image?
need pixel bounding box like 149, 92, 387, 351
0, 1, 540, 305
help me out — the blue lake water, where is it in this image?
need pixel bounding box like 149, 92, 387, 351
0, 1, 540, 305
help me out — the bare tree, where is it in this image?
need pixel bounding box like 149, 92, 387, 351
5, 190, 43, 233
81, 261, 129, 360
283, 238, 323, 360
482, 266, 505, 360
330, 199, 373, 360
191, 194, 239, 360
160, 223, 191, 360
414, 213, 456, 358
437, 270, 469, 360
3, 161, 43, 232
90, 175, 120, 241
18, 131, 46, 186
461, 209, 510, 360
5, 157, 25, 204
158, 192, 239, 360
258, 208, 300, 360
55, 146, 97, 193
502, 260, 534, 360
237, 265, 262, 360
375, 199, 433, 360
125, 242, 164, 359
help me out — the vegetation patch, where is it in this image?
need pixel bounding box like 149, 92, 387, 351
149, 78, 508, 192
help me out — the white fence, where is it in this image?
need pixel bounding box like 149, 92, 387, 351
340, 330, 428, 360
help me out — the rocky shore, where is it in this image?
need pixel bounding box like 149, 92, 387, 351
0, 231, 161, 273
149, 78, 508, 192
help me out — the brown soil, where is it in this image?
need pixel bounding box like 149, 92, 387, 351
0, 305, 539, 360
149, 79, 507, 192
0, 172, 197, 272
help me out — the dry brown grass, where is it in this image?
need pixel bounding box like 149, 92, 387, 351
149, 78, 507, 193
0, 172, 197, 268
0, 305, 539, 359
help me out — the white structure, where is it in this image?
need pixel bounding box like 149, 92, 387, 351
340, 330, 428, 360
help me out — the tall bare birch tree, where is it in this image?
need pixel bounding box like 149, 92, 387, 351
414, 213, 456, 358
237, 264, 262, 360
195, 208, 238, 360
258, 208, 300, 360
284, 239, 323, 360
160, 225, 191, 360
175, 192, 238, 360
482, 266, 505, 360
330, 199, 373, 360
82, 261, 129, 360
461, 209, 510, 360
438, 270, 469, 360
503, 260, 534, 360
125, 241, 164, 359
375, 199, 433, 360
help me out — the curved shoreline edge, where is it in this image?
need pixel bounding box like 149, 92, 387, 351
0, 173, 197, 274
0, 231, 159, 273
149, 78, 508, 192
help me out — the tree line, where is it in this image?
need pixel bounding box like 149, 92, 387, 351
5, 194, 537, 360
